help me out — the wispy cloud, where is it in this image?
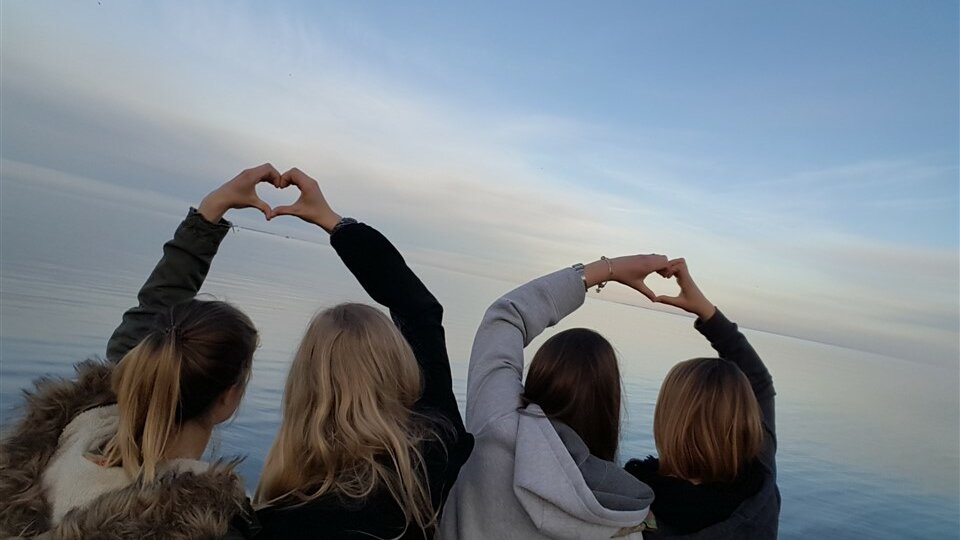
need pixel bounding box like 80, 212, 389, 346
1, 1, 957, 364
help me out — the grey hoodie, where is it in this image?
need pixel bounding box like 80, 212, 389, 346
439, 268, 654, 540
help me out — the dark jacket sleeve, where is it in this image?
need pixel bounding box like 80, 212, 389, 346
329, 223, 467, 435
695, 309, 777, 475
105, 208, 231, 363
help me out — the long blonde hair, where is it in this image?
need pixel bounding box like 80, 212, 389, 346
100, 300, 258, 481
256, 303, 436, 533
654, 357, 763, 484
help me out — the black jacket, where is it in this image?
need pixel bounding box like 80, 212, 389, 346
254, 223, 475, 540
626, 310, 781, 539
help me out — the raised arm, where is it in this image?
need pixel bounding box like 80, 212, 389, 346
466, 269, 582, 433
332, 224, 457, 420
106, 164, 281, 362
655, 258, 777, 472
269, 168, 464, 426
467, 254, 669, 434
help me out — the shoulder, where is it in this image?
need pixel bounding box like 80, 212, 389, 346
60, 405, 119, 444
469, 406, 523, 444
0, 360, 116, 537
18, 360, 116, 440
49, 462, 250, 539
255, 497, 361, 539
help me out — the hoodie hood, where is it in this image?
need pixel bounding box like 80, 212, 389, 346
513, 405, 653, 539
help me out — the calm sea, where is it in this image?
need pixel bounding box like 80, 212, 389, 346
1, 178, 958, 539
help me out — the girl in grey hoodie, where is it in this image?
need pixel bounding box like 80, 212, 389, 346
439, 255, 666, 540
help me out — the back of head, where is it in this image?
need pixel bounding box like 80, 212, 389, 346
654, 358, 763, 484
103, 299, 258, 481
257, 303, 435, 532
522, 328, 622, 461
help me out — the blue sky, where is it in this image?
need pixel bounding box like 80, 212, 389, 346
1, 0, 957, 362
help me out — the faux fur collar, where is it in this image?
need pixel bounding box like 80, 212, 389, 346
1, 360, 115, 537
0, 359, 254, 539
36, 463, 253, 540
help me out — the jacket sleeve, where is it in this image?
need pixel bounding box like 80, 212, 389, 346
695, 309, 777, 474
466, 268, 584, 434
329, 223, 466, 434
105, 208, 231, 363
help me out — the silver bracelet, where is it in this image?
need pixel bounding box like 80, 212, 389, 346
595, 256, 614, 293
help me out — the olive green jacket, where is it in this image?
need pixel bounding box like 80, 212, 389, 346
0, 209, 256, 539
106, 208, 231, 362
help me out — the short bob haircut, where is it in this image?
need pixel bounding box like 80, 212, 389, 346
654, 357, 763, 484
522, 328, 622, 461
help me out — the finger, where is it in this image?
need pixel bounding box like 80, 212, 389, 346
253, 163, 282, 187
280, 167, 312, 188
271, 204, 298, 218
251, 199, 273, 220
660, 263, 680, 278
673, 261, 692, 282
655, 295, 682, 308
634, 281, 657, 302
663, 259, 685, 277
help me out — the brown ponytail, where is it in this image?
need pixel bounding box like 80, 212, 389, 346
101, 300, 257, 481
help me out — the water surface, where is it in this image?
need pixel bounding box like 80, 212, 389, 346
1, 179, 957, 539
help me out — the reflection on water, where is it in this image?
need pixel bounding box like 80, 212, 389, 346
1, 179, 958, 539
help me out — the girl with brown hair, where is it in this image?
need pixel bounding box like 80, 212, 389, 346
624, 258, 779, 539
0, 164, 282, 539
252, 169, 474, 540
439, 256, 663, 540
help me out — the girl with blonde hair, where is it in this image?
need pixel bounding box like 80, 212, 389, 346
0, 164, 282, 539
253, 169, 474, 540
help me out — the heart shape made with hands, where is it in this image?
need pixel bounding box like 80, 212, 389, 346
643, 271, 682, 299
255, 182, 300, 214
218, 165, 335, 226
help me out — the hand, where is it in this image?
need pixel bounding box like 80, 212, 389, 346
198, 163, 282, 222
654, 258, 716, 320
612, 254, 671, 300
584, 254, 669, 301
271, 168, 342, 232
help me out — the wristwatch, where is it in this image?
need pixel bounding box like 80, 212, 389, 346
331, 217, 358, 234
571, 262, 588, 291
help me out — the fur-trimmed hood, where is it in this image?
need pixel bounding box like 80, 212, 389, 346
0, 359, 255, 539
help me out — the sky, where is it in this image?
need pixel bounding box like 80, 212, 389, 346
0, 0, 958, 364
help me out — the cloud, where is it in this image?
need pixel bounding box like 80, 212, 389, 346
1, 1, 957, 365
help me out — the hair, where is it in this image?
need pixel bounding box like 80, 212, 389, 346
654, 357, 763, 484
100, 299, 258, 482
522, 328, 623, 461
255, 303, 436, 535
